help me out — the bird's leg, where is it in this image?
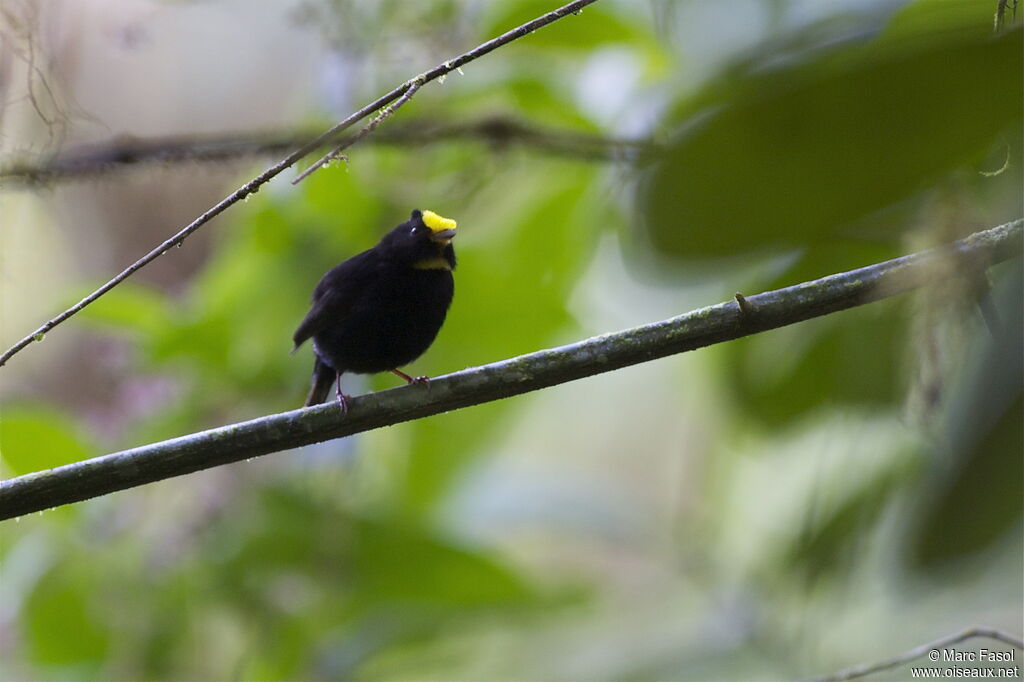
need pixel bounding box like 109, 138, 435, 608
391, 368, 429, 386
335, 371, 352, 413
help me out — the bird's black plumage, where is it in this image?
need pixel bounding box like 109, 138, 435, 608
293, 209, 457, 409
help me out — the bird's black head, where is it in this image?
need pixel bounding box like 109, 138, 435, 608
378, 209, 458, 270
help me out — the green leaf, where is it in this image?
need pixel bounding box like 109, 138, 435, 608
443, 76, 598, 130
482, 2, 651, 52
881, 0, 999, 42
349, 515, 534, 610
477, 3, 669, 82
908, 262, 1024, 569
724, 297, 907, 425
784, 461, 908, 584
0, 405, 95, 475
207, 486, 536, 621
910, 395, 1023, 569
25, 562, 110, 666
74, 282, 170, 335
640, 19, 1022, 258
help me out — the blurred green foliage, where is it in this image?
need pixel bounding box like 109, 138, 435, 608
640, 2, 1021, 259
1, 1, 1021, 680
0, 406, 96, 476
724, 298, 908, 426
908, 261, 1024, 569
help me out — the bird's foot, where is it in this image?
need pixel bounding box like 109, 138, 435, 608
335, 371, 352, 414
391, 368, 430, 387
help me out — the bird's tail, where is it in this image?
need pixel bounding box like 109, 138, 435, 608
305, 357, 336, 406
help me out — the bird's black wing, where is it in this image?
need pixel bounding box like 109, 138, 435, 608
292, 249, 376, 351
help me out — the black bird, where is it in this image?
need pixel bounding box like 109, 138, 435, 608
293, 209, 457, 411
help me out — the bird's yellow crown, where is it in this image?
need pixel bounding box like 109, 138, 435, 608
421, 210, 457, 234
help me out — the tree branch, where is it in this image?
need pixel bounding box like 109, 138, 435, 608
1, 219, 1019, 521
807, 626, 1024, 681
0, 0, 601, 369
0, 117, 654, 184
995, 0, 1019, 31
291, 80, 423, 185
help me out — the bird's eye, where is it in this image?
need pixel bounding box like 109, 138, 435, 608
409, 226, 418, 236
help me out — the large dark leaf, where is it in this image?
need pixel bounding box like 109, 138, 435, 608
724, 297, 908, 425
908, 261, 1024, 569
640, 17, 1021, 258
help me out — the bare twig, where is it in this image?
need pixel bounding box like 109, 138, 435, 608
0, 219, 1018, 520
996, 0, 1019, 31
807, 626, 1024, 682
0, 0, 601, 369
0, 116, 655, 183
292, 80, 422, 184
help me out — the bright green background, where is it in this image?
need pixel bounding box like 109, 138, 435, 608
1, 1, 1021, 679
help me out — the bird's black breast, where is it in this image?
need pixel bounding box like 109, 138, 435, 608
312, 263, 454, 375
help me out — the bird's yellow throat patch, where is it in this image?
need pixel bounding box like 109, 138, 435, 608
421, 210, 457, 234
413, 256, 452, 270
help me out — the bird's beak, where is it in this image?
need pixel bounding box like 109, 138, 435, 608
429, 228, 457, 244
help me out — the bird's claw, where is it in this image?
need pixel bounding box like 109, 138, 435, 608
390, 368, 430, 387
334, 372, 352, 414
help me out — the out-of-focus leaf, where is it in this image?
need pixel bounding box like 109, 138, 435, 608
724, 298, 907, 425
196, 484, 536, 680
74, 283, 170, 336
482, 2, 652, 52
505, 77, 596, 129
910, 395, 1022, 569
25, 563, 109, 666
0, 405, 94, 475
908, 261, 1024, 569
639, 17, 1022, 258
212, 486, 535, 608
785, 461, 909, 584
479, 2, 670, 82
443, 76, 598, 130
881, 0, 998, 43
349, 515, 534, 609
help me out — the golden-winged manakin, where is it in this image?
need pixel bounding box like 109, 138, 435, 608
293, 209, 457, 411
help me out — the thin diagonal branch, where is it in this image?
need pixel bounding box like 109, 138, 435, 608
0, 0, 601, 369
806, 626, 1024, 682
292, 80, 421, 185
0, 219, 1019, 520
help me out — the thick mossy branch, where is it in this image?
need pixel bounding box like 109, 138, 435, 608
0, 219, 1020, 520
